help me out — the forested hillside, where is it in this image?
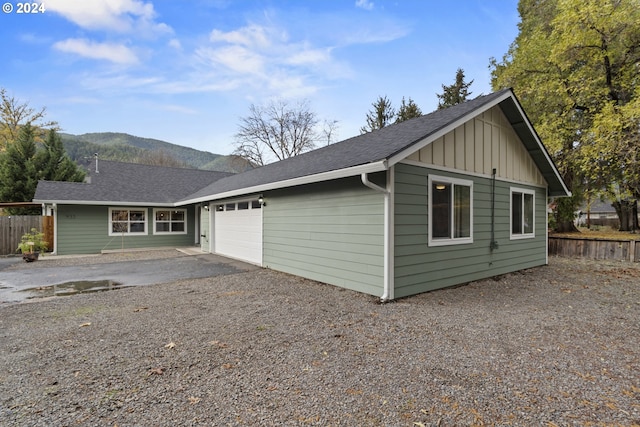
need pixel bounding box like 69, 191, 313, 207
60, 132, 247, 172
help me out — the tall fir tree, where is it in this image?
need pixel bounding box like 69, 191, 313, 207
395, 97, 422, 123
360, 96, 395, 133
0, 124, 38, 214
436, 68, 474, 110
0, 127, 85, 214
35, 129, 85, 182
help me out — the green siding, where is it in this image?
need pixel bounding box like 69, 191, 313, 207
394, 163, 547, 298
263, 176, 385, 296
56, 205, 197, 255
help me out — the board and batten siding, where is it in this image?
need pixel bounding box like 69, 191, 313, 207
394, 163, 548, 298
405, 105, 547, 187
55, 204, 197, 255
263, 176, 386, 296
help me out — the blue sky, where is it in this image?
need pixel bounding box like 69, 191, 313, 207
1, 0, 520, 155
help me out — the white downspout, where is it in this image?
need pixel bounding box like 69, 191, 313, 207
209, 202, 214, 254
361, 171, 393, 302
52, 203, 58, 255
545, 188, 549, 266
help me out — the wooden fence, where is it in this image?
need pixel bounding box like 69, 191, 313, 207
0, 216, 53, 255
549, 236, 640, 262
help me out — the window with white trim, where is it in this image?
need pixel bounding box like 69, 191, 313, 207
153, 209, 187, 234
511, 188, 535, 239
428, 175, 473, 246
109, 208, 147, 235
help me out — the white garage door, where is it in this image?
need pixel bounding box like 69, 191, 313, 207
214, 199, 263, 265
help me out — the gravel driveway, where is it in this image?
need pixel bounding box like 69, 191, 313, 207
0, 252, 638, 426
0, 250, 258, 303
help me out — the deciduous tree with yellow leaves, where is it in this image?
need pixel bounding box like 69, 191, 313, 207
0, 88, 57, 151
490, 0, 640, 231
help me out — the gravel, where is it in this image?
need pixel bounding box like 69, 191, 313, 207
0, 253, 638, 426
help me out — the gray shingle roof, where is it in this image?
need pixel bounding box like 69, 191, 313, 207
34, 89, 569, 205
182, 88, 569, 201
33, 160, 233, 204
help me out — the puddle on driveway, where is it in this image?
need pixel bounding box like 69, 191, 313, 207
19, 280, 128, 300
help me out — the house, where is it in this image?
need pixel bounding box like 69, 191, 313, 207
574, 199, 640, 230
33, 160, 233, 254
576, 200, 620, 228
34, 88, 570, 300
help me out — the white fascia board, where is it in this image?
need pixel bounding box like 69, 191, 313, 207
32, 199, 175, 207
176, 160, 388, 206
387, 91, 514, 167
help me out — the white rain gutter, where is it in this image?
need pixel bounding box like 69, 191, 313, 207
52, 203, 58, 255
178, 161, 388, 207
361, 170, 394, 302
31, 199, 175, 207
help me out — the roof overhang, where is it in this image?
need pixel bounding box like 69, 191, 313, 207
177, 160, 388, 206
32, 199, 176, 207
0, 202, 41, 208
497, 94, 571, 197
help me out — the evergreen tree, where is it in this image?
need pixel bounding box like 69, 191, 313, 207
436, 68, 474, 110
0, 124, 38, 214
35, 129, 85, 182
0, 127, 85, 214
360, 96, 395, 133
395, 97, 422, 123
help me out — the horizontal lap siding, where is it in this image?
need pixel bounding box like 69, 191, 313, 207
56, 205, 196, 255
394, 163, 547, 298
263, 177, 385, 296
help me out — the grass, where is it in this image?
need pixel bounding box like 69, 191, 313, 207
550, 226, 640, 240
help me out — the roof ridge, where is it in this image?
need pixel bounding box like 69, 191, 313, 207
90, 159, 233, 174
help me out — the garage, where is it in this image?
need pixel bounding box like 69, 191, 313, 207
214, 199, 263, 265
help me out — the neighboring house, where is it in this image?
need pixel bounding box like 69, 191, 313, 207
576, 200, 619, 228
34, 88, 570, 300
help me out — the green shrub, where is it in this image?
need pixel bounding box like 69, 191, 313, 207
17, 228, 48, 254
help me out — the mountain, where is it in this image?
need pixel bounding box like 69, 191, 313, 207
60, 132, 246, 172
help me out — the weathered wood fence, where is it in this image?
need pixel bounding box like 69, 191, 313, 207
0, 216, 53, 255
549, 236, 640, 262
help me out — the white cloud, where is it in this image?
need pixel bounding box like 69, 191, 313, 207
168, 38, 182, 50
196, 23, 344, 98
53, 38, 139, 64
220, 45, 265, 74
286, 47, 331, 66
77, 72, 163, 93
59, 96, 102, 105
47, 0, 172, 36
151, 78, 243, 94
158, 104, 198, 115
209, 24, 277, 48
355, 0, 374, 11
266, 73, 317, 98
19, 32, 50, 44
